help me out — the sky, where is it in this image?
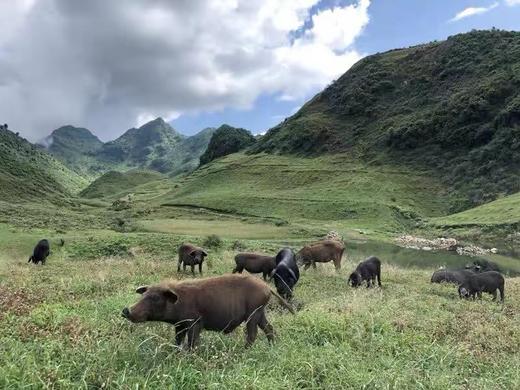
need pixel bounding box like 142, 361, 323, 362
0, 0, 518, 141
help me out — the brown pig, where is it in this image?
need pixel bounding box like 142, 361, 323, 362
122, 274, 294, 349
177, 243, 208, 275
296, 240, 345, 271
232, 252, 276, 280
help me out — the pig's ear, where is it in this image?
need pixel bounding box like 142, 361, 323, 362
202, 250, 208, 257
189, 250, 197, 257
135, 286, 148, 294
164, 289, 178, 303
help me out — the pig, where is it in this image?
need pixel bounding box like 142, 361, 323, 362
122, 274, 294, 349
232, 253, 276, 280
177, 243, 208, 275
458, 271, 505, 302
28, 239, 50, 265
431, 268, 477, 285
270, 248, 299, 300
296, 240, 345, 271
348, 256, 382, 288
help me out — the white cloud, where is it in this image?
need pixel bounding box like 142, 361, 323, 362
0, 0, 370, 140
450, 2, 498, 22
505, 0, 520, 5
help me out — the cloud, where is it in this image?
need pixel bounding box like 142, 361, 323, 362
450, 2, 498, 22
505, 0, 520, 5
0, 0, 370, 140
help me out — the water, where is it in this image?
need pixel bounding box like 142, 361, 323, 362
345, 240, 520, 276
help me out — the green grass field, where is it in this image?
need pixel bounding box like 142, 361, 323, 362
431, 193, 520, 227
1, 224, 520, 388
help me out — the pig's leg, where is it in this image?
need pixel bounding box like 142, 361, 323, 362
245, 311, 260, 348
333, 258, 341, 272
191, 264, 195, 275
177, 258, 182, 272
198, 262, 203, 274
492, 290, 497, 301
187, 321, 202, 350
312, 261, 317, 269
258, 310, 274, 344
175, 325, 188, 346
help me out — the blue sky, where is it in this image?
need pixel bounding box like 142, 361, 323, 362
173, 0, 520, 136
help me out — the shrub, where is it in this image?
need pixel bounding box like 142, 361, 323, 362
203, 234, 223, 249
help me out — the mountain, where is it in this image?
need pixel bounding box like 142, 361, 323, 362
252, 30, 520, 211
0, 127, 87, 202
41, 118, 216, 177
174, 127, 216, 174
38, 125, 105, 177
199, 125, 256, 165
96, 118, 182, 167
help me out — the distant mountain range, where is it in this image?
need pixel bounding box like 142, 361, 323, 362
38, 118, 217, 178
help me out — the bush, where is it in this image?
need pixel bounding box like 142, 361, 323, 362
231, 240, 245, 251
203, 234, 223, 249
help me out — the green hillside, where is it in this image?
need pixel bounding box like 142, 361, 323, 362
252, 30, 520, 211
0, 128, 87, 202
199, 124, 256, 165
79, 170, 165, 199
160, 153, 448, 234
432, 192, 520, 227
172, 127, 216, 175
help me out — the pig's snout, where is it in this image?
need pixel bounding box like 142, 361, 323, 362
122, 307, 130, 319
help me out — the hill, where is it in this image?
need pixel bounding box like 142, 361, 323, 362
38, 125, 106, 177
199, 124, 256, 165
79, 170, 165, 199
160, 153, 448, 234
252, 30, 520, 211
0, 127, 87, 202
432, 192, 520, 227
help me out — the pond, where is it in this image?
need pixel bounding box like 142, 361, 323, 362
346, 239, 520, 276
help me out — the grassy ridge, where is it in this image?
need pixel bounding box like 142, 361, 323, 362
431, 192, 520, 226
1, 226, 519, 388
80, 170, 165, 199
160, 153, 448, 235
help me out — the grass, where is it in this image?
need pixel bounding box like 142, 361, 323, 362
138, 218, 311, 240
80, 170, 166, 199
431, 193, 520, 227
1, 224, 520, 388
159, 153, 448, 236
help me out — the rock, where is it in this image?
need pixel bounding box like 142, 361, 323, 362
490, 248, 498, 254
325, 230, 344, 242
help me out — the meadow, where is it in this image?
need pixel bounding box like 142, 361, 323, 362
1, 222, 520, 389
